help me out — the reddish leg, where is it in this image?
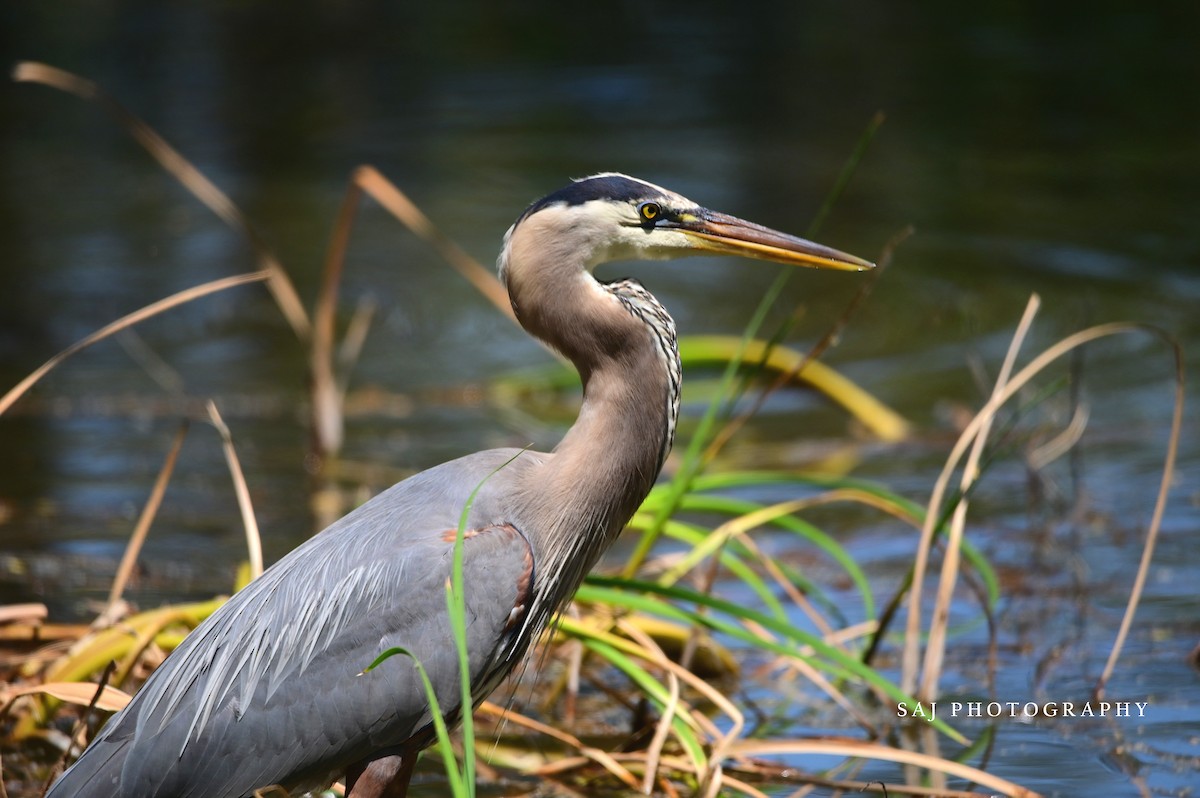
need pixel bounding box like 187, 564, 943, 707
345, 752, 417, 798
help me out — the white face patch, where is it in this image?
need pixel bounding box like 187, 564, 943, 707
497, 173, 708, 291
532, 200, 704, 272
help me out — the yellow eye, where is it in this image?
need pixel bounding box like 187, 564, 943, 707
639, 202, 661, 222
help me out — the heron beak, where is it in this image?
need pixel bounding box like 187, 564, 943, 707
675, 209, 874, 271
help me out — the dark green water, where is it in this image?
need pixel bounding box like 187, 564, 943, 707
1, 3, 1197, 796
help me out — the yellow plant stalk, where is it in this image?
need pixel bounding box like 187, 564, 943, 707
680, 336, 910, 442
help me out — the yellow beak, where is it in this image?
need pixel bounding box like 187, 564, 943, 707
675, 209, 873, 272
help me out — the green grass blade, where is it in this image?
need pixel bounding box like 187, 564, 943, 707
677, 470, 926, 519
642, 515, 791, 621
657, 493, 875, 623
363, 646, 465, 795
576, 579, 967, 745
558, 622, 709, 771
449, 448, 527, 795
585, 638, 708, 771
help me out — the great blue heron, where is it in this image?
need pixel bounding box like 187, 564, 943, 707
47, 173, 871, 797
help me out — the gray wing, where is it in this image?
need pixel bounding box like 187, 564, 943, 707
49, 450, 540, 798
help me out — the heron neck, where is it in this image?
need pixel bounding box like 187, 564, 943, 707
505, 267, 678, 610
526, 336, 676, 610
558, 339, 674, 526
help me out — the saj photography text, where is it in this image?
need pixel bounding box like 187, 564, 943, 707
897, 700, 1150, 722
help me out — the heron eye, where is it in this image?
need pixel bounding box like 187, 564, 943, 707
638, 202, 661, 223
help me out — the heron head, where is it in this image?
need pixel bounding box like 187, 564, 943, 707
500, 172, 874, 277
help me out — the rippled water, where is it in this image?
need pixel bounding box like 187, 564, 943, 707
2, 4, 1197, 796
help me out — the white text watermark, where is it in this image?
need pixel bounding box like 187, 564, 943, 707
896, 700, 1148, 722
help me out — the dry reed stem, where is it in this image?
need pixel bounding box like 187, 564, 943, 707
612, 619, 746, 783
661, 760, 769, 798
115, 329, 186, 395
0, 604, 48, 625
897, 319, 1183, 706
774, 651, 878, 734
655, 776, 682, 798
613, 617, 732, 794
728, 739, 1041, 798
705, 527, 850, 664
698, 760, 724, 798
105, 423, 190, 614
643, 670, 680, 794
1, 682, 131, 714
917, 294, 1040, 702
206, 401, 263, 580
0, 271, 270, 417
1025, 401, 1090, 471
659, 498, 815, 584
309, 176, 366, 457
658, 497, 841, 640
44, 661, 118, 794
743, 489, 912, 641
1095, 331, 1184, 697
350, 166, 514, 320
751, 547, 834, 643
475, 702, 643, 791
110, 621, 168, 689
12, 62, 311, 340
536, 753, 770, 798
609, 619, 716, 753
564, 634, 582, 724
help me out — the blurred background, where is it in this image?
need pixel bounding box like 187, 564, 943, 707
1, 3, 1197, 795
